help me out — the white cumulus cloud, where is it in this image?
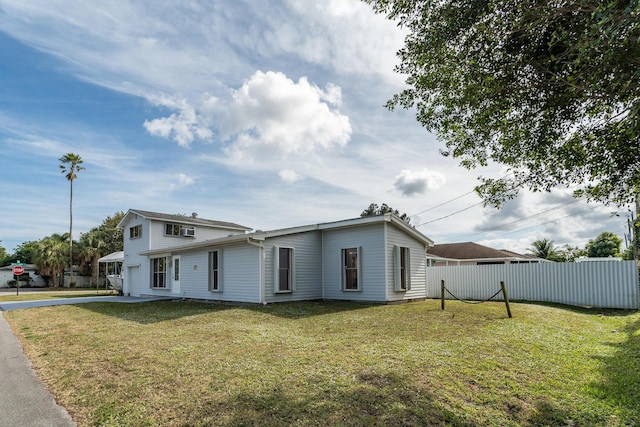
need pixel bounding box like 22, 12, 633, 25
143, 94, 215, 147
394, 169, 446, 196
222, 70, 351, 162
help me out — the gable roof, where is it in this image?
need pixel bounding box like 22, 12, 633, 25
427, 242, 534, 261
117, 209, 252, 232
140, 213, 434, 256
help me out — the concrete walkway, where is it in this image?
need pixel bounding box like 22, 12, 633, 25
0, 295, 174, 311
0, 295, 175, 426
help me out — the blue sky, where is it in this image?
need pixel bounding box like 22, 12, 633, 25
0, 0, 629, 254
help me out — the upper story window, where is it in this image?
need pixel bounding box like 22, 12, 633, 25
164, 223, 196, 237
129, 225, 141, 239
165, 223, 182, 236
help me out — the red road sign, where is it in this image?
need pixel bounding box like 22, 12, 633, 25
12, 265, 24, 275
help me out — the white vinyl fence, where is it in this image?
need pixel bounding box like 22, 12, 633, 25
426, 261, 639, 309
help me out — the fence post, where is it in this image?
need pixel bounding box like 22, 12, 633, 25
441, 280, 445, 310
500, 281, 512, 318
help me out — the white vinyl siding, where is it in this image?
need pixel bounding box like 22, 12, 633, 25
148, 221, 245, 251
386, 224, 427, 302
175, 244, 261, 303
322, 224, 386, 302
122, 219, 150, 297
264, 232, 322, 303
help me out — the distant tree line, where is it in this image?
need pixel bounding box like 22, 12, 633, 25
361, 203, 411, 224
528, 232, 630, 262
0, 211, 124, 287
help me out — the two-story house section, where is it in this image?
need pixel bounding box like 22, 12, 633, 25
117, 209, 252, 297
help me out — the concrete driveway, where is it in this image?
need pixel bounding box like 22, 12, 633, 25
0, 295, 174, 311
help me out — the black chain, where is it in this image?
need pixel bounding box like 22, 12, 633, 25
444, 287, 503, 304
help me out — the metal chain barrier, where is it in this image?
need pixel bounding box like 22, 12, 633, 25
443, 286, 503, 304
440, 280, 513, 318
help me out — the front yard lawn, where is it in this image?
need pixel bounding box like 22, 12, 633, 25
5, 300, 640, 426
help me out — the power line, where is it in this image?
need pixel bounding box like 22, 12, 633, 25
410, 190, 477, 217
414, 201, 486, 227
465, 198, 583, 240
461, 206, 594, 241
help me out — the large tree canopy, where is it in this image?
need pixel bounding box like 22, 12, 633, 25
365, 0, 640, 206
586, 231, 623, 257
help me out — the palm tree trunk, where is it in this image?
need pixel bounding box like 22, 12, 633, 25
69, 178, 74, 287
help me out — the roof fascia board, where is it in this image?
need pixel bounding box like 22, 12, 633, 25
140, 234, 262, 256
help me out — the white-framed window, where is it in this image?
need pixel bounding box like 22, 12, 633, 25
129, 225, 141, 239
342, 247, 361, 291
394, 245, 411, 291
209, 250, 222, 292
165, 223, 181, 236
273, 246, 294, 293
151, 257, 167, 289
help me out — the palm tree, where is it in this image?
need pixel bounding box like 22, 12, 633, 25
527, 239, 558, 260
79, 229, 105, 286
34, 234, 68, 287
59, 153, 84, 286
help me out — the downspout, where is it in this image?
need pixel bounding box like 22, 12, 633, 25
383, 221, 389, 302
246, 236, 265, 304
321, 231, 325, 301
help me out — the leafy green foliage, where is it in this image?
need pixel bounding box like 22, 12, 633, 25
586, 231, 623, 257
33, 234, 69, 287
527, 238, 560, 260
0, 241, 8, 267
365, 0, 640, 206
556, 244, 587, 262
361, 202, 411, 224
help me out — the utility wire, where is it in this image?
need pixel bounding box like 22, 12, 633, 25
410, 189, 476, 217
465, 198, 583, 240
414, 201, 486, 227
462, 206, 593, 241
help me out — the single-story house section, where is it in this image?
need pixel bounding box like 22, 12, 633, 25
427, 242, 547, 266
118, 209, 434, 304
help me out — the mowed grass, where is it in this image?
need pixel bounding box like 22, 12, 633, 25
5, 300, 640, 426
0, 289, 114, 302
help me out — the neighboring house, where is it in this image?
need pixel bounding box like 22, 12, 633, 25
118, 209, 434, 304
0, 264, 46, 288
427, 242, 546, 266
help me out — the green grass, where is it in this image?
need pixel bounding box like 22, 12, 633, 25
0, 289, 115, 302
4, 300, 640, 426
